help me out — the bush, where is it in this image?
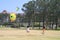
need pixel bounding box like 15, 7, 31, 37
11, 25, 17, 28
20, 25, 24, 27
33, 24, 40, 27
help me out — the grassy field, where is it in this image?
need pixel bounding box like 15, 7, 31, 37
0, 28, 60, 40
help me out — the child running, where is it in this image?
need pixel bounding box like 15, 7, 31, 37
42, 26, 45, 34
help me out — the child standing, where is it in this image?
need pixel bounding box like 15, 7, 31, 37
26, 26, 30, 33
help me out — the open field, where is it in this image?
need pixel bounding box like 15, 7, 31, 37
0, 28, 60, 40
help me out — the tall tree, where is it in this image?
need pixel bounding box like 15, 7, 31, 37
22, 0, 36, 26
22, 0, 60, 29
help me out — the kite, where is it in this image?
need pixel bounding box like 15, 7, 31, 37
16, 7, 19, 11
10, 12, 16, 22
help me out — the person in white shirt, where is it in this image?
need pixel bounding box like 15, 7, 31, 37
26, 26, 30, 33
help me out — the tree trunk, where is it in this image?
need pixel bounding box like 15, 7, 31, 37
55, 17, 58, 30
55, 23, 57, 30
52, 23, 53, 30
43, 16, 44, 29
39, 22, 40, 29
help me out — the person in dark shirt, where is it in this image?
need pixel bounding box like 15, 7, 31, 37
42, 26, 45, 34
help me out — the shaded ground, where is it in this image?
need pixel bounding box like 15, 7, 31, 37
0, 28, 60, 40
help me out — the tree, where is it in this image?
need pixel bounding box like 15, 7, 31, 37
22, 0, 36, 27
22, 0, 60, 30
36, 0, 60, 29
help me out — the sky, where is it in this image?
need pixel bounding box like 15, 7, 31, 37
0, 0, 31, 13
